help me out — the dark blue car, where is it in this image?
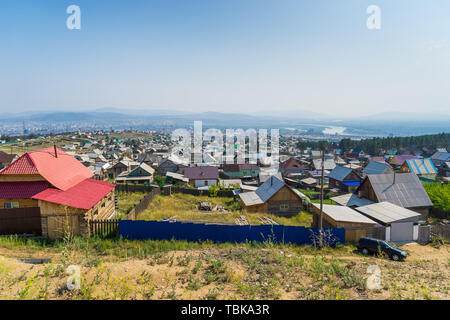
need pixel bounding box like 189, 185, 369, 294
357, 237, 408, 261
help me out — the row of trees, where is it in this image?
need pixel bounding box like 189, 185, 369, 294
339, 133, 449, 155
296, 133, 449, 155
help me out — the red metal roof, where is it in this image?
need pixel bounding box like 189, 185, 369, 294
0, 181, 50, 199
32, 178, 115, 210
0, 147, 93, 191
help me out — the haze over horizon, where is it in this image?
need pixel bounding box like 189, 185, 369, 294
1, 0, 449, 117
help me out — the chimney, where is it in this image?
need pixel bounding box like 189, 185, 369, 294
54, 144, 58, 158
393, 172, 396, 185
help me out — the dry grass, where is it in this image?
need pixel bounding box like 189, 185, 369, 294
137, 193, 312, 226
0, 237, 448, 300
115, 192, 148, 219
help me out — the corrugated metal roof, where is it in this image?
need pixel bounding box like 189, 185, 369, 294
238, 191, 264, 206
32, 178, 115, 210
363, 161, 392, 175
280, 158, 304, 170
255, 175, 285, 202
328, 166, 353, 181
313, 159, 336, 170
331, 193, 374, 207
431, 152, 450, 161
312, 203, 377, 224
166, 172, 188, 182
259, 171, 282, 183
0, 147, 93, 191
239, 174, 302, 206
405, 158, 437, 175
183, 166, 219, 180
355, 201, 421, 224
301, 177, 317, 185
366, 173, 432, 208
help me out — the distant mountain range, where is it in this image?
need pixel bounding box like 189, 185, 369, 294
1, 108, 449, 137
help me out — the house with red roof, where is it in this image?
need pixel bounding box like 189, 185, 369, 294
0, 147, 115, 239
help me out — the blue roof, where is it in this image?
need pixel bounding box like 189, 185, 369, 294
328, 166, 352, 181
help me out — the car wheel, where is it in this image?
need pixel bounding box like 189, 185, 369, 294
391, 254, 400, 261
362, 248, 369, 255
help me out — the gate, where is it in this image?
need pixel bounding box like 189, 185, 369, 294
390, 222, 414, 241
0, 207, 42, 235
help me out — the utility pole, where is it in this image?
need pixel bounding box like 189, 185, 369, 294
319, 150, 325, 247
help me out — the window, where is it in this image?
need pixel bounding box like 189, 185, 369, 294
4, 202, 19, 209
280, 204, 289, 211
101, 202, 105, 208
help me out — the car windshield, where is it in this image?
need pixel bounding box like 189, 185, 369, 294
383, 242, 396, 249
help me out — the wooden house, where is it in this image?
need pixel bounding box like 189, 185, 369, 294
355, 173, 432, 219
0, 151, 17, 170
279, 157, 305, 176
440, 161, 450, 177
158, 156, 187, 176
328, 166, 361, 193
115, 163, 155, 184
110, 160, 139, 178
0, 147, 115, 239
431, 152, 450, 167
399, 158, 438, 181
238, 175, 304, 216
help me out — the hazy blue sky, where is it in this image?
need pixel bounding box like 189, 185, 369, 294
0, 0, 449, 117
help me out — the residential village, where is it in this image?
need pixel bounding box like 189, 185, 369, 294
0, 131, 449, 300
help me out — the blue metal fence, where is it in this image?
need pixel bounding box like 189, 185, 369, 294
119, 220, 345, 246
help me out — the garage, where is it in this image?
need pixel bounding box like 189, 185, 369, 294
355, 202, 421, 242
390, 222, 414, 242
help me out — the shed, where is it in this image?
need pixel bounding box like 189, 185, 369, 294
311, 204, 378, 241
355, 202, 421, 242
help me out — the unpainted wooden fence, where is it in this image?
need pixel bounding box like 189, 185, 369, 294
430, 224, 450, 242
115, 184, 154, 193
122, 187, 161, 221
89, 219, 120, 238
